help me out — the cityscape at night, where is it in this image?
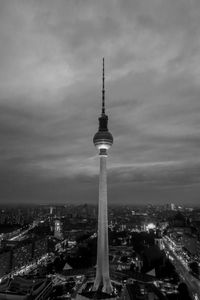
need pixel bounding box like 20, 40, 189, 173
0, 203, 200, 299
0, 0, 200, 300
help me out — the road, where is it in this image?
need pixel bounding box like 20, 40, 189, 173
163, 237, 200, 300
0, 253, 54, 283
9, 220, 40, 241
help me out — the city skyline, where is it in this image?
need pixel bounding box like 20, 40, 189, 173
0, 0, 200, 205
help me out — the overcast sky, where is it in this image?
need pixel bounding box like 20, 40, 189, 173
0, 0, 200, 206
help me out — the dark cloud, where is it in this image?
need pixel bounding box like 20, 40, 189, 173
0, 0, 200, 205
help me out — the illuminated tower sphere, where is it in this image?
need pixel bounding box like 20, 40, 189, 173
93, 58, 113, 294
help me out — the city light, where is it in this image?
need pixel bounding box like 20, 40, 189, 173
146, 223, 156, 230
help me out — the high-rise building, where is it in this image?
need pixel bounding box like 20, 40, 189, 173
170, 203, 176, 211
93, 58, 113, 294
54, 219, 62, 240
50, 206, 53, 215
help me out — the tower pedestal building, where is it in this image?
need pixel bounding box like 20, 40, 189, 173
93, 58, 113, 294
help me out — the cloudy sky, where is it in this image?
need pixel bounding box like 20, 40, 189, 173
0, 0, 200, 205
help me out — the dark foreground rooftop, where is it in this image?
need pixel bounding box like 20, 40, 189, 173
80, 291, 116, 299
78, 281, 120, 300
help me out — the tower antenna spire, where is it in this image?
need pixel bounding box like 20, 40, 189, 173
102, 58, 105, 115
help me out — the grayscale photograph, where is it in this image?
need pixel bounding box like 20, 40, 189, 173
0, 1, 199, 299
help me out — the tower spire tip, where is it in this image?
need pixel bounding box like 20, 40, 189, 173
102, 58, 105, 115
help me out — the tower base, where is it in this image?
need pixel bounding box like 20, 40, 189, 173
93, 276, 113, 294
75, 280, 120, 300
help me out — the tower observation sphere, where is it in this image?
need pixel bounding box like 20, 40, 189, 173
93, 58, 113, 154
93, 115, 113, 152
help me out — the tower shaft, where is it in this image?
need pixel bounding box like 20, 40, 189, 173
93, 153, 112, 294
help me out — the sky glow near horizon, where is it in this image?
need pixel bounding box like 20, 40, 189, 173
0, 0, 200, 205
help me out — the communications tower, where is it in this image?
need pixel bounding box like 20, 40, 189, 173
93, 58, 113, 294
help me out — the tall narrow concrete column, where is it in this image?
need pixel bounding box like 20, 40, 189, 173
93, 153, 112, 294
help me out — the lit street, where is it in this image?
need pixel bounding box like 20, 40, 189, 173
0, 253, 54, 283
163, 237, 200, 300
